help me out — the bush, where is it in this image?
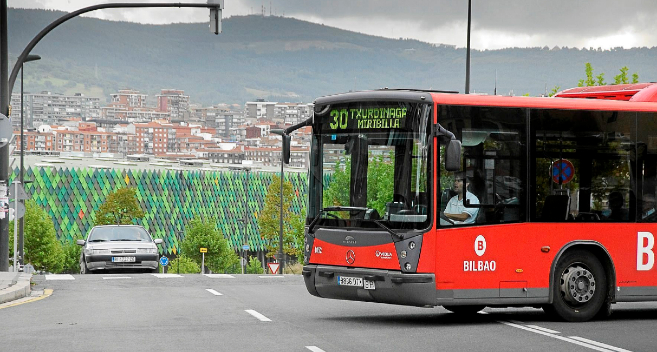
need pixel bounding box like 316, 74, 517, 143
163, 255, 201, 274
246, 256, 264, 274
10, 200, 64, 273
60, 237, 82, 274
180, 217, 239, 273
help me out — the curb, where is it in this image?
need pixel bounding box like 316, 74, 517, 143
0, 273, 32, 304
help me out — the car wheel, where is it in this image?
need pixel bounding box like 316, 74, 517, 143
442, 305, 486, 314
550, 250, 607, 322
80, 257, 89, 275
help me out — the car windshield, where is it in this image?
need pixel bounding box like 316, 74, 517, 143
88, 227, 152, 242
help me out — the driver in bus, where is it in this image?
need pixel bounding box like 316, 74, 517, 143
443, 173, 480, 225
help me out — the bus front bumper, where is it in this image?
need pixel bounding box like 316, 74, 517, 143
302, 264, 437, 307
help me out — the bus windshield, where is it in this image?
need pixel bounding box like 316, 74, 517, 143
308, 101, 432, 231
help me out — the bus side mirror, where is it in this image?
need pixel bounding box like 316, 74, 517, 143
445, 139, 461, 171
282, 134, 291, 164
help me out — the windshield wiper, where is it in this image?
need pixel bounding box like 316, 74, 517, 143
308, 207, 370, 235
88, 239, 108, 242
373, 220, 403, 240
112, 239, 142, 241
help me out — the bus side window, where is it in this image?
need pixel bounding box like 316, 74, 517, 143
541, 195, 570, 222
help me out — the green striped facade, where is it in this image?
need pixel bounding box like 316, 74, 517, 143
9, 167, 308, 255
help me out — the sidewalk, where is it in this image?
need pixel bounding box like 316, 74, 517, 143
0, 271, 32, 304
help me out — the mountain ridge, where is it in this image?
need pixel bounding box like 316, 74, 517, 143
7, 8, 657, 105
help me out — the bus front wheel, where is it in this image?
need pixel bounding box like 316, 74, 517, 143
547, 250, 607, 322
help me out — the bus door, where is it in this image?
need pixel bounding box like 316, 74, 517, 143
437, 105, 528, 299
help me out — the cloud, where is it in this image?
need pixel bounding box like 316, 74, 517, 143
8, 0, 657, 49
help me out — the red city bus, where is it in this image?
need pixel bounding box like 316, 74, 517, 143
300, 85, 657, 322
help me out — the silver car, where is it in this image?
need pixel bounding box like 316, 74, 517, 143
77, 225, 163, 274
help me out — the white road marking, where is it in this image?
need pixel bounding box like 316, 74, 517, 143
568, 336, 633, 352
258, 275, 284, 278
525, 325, 560, 334
305, 347, 326, 352
204, 274, 235, 278
206, 289, 222, 296
102, 276, 132, 280
151, 274, 183, 278
499, 321, 625, 352
245, 309, 271, 322
45, 274, 75, 280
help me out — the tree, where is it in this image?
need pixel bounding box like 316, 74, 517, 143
94, 187, 144, 225
61, 236, 82, 274
614, 66, 629, 84
180, 217, 239, 273
258, 174, 298, 259
10, 200, 64, 273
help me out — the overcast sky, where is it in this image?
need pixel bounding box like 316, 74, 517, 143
9, 0, 657, 50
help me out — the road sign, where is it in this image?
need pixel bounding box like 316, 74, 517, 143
159, 256, 169, 266
0, 114, 12, 148
8, 181, 29, 201
8, 200, 25, 220
200, 248, 207, 253
242, 244, 249, 251
268, 262, 280, 275
552, 159, 575, 184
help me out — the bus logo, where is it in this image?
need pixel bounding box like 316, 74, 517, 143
343, 236, 357, 244
346, 250, 356, 264
475, 235, 486, 257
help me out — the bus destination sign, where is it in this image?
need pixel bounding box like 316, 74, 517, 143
326, 107, 407, 131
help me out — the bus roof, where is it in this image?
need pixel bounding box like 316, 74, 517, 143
313, 88, 657, 113
430, 92, 657, 112
554, 83, 657, 102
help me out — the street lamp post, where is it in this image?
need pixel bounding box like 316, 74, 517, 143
0, 1, 225, 272
465, 0, 472, 95
270, 129, 287, 274
18, 54, 40, 266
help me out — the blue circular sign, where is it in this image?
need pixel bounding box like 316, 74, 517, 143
552, 159, 574, 184
159, 256, 169, 266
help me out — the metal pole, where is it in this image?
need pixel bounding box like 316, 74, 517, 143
12, 181, 18, 271
18, 54, 38, 267
465, 0, 471, 95
1, 0, 10, 271
278, 153, 284, 274
19, 64, 23, 267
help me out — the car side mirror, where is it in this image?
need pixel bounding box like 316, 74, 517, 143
154, 239, 164, 245
76, 239, 86, 246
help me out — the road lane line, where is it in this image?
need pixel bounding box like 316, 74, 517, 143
204, 274, 235, 278
306, 347, 326, 352
206, 289, 222, 296
259, 275, 284, 278
245, 309, 272, 322
568, 336, 633, 352
152, 274, 183, 278
499, 321, 617, 352
45, 274, 75, 280
525, 325, 560, 334
103, 276, 132, 280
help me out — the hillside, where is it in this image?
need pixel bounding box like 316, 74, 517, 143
7, 8, 657, 105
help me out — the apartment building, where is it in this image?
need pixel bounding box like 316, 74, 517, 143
245, 99, 276, 121
157, 89, 190, 121
10, 91, 101, 128
273, 102, 313, 125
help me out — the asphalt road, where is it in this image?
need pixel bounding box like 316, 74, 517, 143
1, 273, 656, 352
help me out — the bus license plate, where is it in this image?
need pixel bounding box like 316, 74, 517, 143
338, 276, 362, 287
112, 257, 135, 263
